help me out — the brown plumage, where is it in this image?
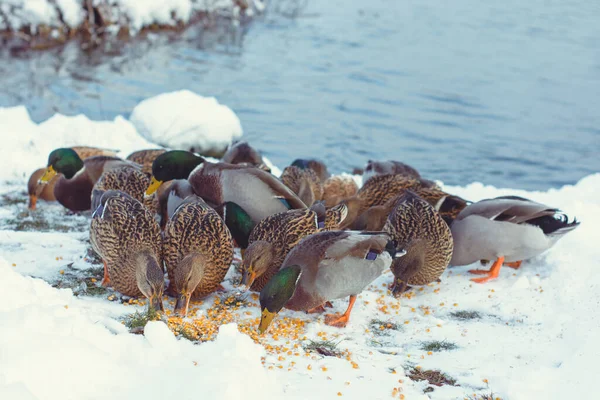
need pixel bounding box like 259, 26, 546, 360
280, 166, 324, 206
324, 203, 350, 231
28, 146, 118, 210
322, 175, 359, 207
241, 207, 324, 292
126, 149, 167, 175
339, 174, 436, 229
290, 159, 330, 182
91, 166, 150, 211
383, 191, 453, 297
351, 187, 470, 231
163, 197, 234, 305
89, 191, 164, 307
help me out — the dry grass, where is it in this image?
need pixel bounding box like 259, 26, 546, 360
421, 340, 458, 352
407, 366, 457, 387
303, 339, 343, 357
451, 310, 482, 320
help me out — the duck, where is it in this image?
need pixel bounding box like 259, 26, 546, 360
39, 148, 134, 211
322, 175, 359, 207
290, 158, 330, 182
339, 174, 436, 229
362, 159, 421, 183
258, 231, 405, 333
450, 195, 580, 283
222, 141, 271, 172
163, 196, 234, 317
145, 151, 306, 224
280, 165, 323, 206
91, 165, 149, 211
89, 190, 164, 311
126, 149, 167, 176
27, 146, 118, 210
383, 191, 454, 296
234, 203, 326, 292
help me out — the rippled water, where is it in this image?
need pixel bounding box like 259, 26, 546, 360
0, 0, 599, 189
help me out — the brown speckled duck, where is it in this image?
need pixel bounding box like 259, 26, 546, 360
258, 231, 405, 333
28, 146, 117, 210
155, 179, 196, 229
280, 165, 324, 206
383, 191, 453, 297
163, 196, 234, 317
290, 159, 330, 182
89, 190, 164, 311
39, 148, 133, 211
126, 149, 167, 176
145, 151, 306, 224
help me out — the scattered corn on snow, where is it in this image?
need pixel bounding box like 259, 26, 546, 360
0, 96, 599, 400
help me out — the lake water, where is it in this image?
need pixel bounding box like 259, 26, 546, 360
0, 0, 598, 189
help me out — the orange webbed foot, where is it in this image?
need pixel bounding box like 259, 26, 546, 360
307, 305, 327, 314
324, 313, 350, 327
504, 260, 522, 269
470, 257, 504, 284
101, 260, 111, 287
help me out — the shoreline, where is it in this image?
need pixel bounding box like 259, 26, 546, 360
0, 0, 265, 52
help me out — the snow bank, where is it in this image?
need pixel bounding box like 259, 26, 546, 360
0, 106, 158, 181
0, 0, 266, 33
130, 90, 243, 155
0, 263, 280, 400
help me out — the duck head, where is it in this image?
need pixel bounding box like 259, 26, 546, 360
258, 265, 302, 334
135, 251, 165, 313
146, 151, 205, 195
40, 148, 84, 182
172, 253, 206, 317
223, 201, 255, 250
240, 241, 275, 289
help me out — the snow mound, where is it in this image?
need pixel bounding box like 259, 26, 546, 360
0, 263, 281, 400
130, 90, 243, 155
0, 106, 158, 181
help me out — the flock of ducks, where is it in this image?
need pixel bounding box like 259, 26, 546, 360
28, 141, 580, 333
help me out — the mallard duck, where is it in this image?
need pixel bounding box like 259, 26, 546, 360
28, 146, 118, 210
290, 159, 330, 182
91, 166, 149, 211
450, 195, 580, 283
163, 196, 234, 317
322, 175, 359, 207
363, 160, 421, 183
339, 174, 436, 229
145, 151, 306, 224
126, 149, 167, 175
222, 141, 271, 172
383, 191, 453, 296
280, 165, 323, 206
236, 205, 325, 292
89, 190, 164, 311
258, 231, 405, 333
39, 148, 133, 211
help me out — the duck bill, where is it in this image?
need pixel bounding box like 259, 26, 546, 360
174, 293, 191, 317
258, 309, 277, 334
145, 176, 163, 196
241, 269, 257, 289
28, 194, 37, 210
39, 166, 57, 184
148, 294, 164, 313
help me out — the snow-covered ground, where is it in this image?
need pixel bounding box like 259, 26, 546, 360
0, 99, 598, 400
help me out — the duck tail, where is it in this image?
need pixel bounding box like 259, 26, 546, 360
527, 212, 581, 237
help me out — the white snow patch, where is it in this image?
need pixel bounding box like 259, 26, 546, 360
130, 90, 243, 153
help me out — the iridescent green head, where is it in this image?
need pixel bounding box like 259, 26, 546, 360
224, 201, 255, 249
146, 150, 205, 195
42, 148, 84, 181
258, 265, 302, 333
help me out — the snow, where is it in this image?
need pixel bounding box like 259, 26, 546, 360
0, 0, 266, 33
0, 103, 598, 400
130, 90, 243, 154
